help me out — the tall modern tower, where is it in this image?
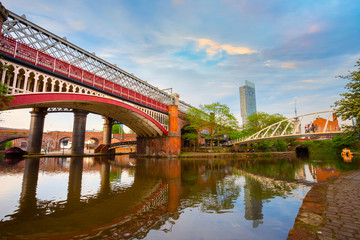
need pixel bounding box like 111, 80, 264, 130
240, 80, 257, 125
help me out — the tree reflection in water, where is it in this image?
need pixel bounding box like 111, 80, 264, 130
0, 154, 358, 239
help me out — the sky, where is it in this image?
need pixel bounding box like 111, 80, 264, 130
1, 0, 360, 131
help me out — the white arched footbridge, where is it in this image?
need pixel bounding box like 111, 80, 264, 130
231, 110, 345, 145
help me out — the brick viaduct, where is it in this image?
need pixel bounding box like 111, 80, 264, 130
0, 128, 136, 151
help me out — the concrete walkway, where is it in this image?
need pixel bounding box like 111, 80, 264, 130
288, 170, 360, 240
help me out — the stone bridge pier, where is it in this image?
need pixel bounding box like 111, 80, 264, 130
26, 108, 91, 155
136, 94, 181, 157
27, 108, 47, 154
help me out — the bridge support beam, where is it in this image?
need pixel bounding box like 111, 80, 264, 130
18, 158, 40, 217
27, 108, 47, 154
67, 158, 83, 205
136, 103, 181, 157
0, 3, 8, 35
71, 110, 88, 154
167, 159, 181, 212
99, 161, 111, 196
102, 117, 114, 145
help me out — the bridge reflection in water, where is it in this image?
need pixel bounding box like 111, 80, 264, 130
0, 156, 181, 239
0, 155, 358, 239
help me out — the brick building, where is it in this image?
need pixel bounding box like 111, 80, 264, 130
313, 113, 340, 133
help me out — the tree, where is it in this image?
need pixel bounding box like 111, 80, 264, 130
202, 102, 238, 147
182, 127, 199, 152
253, 140, 273, 152
0, 141, 13, 150
184, 107, 210, 150
185, 102, 239, 151
0, 82, 13, 111
274, 139, 288, 152
0, 62, 13, 112
332, 133, 358, 150
112, 124, 125, 134
243, 112, 289, 136
333, 60, 360, 138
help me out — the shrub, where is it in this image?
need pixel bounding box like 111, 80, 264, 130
274, 139, 288, 152
332, 133, 359, 150
0, 141, 13, 150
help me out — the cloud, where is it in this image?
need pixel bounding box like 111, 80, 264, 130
307, 24, 325, 34
264, 60, 297, 69
97, 52, 116, 58
281, 62, 296, 69
187, 37, 257, 58
301, 79, 315, 83
3, 0, 359, 132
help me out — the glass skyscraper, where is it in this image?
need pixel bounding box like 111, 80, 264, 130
240, 80, 257, 124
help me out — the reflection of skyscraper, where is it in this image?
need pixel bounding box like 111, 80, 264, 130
240, 80, 257, 125
244, 177, 263, 228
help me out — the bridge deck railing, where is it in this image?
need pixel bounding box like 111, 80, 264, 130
109, 141, 137, 149
2, 11, 195, 114
231, 110, 343, 145
0, 35, 169, 113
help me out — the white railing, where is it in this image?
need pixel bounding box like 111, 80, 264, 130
231, 110, 344, 145
1, 58, 169, 132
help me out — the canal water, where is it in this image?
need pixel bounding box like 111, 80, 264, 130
0, 153, 359, 239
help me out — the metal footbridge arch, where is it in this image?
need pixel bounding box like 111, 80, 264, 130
231, 110, 344, 145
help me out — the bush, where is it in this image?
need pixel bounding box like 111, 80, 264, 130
274, 139, 288, 152
298, 139, 333, 152
0, 141, 13, 150
253, 140, 273, 152
332, 133, 359, 150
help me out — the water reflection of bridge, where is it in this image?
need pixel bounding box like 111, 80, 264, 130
0, 156, 322, 238
0, 157, 181, 239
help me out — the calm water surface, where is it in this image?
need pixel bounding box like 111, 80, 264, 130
0, 153, 359, 239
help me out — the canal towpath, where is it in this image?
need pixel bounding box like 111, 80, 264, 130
288, 170, 360, 240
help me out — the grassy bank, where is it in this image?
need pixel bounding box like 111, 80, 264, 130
181, 138, 360, 158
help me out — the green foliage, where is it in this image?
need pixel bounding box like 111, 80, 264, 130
274, 139, 288, 152
205, 102, 238, 139
112, 124, 125, 134
182, 125, 199, 151
182, 129, 199, 142
253, 140, 273, 152
301, 132, 359, 152
185, 102, 239, 151
300, 139, 334, 152
287, 138, 298, 146
243, 112, 291, 137
185, 107, 208, 130
240, 158, 300, 182
332, 133, 359, 150
249, 139, 290, 152
229, 128, 253, 140
333, 60, 360, 137
229, 130, 243, 140
0, 82, 13, 110
0, 141, 13, 149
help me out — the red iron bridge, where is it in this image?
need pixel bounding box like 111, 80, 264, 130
0, 8, 190, 156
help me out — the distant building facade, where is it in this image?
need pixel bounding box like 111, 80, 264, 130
240, 80, 257, 124
313, 113, 340, 133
